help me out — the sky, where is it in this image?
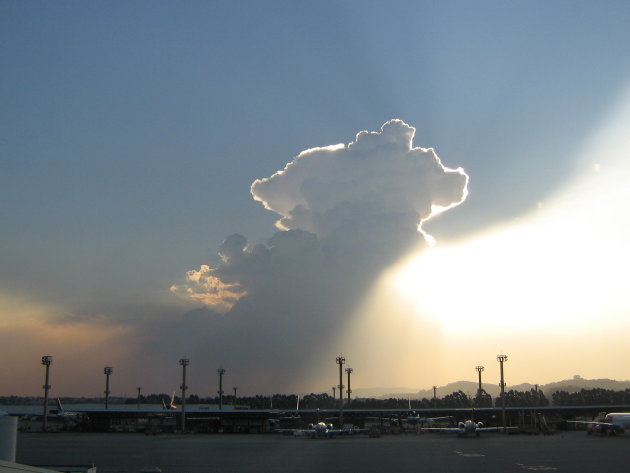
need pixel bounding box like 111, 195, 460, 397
1, 1, 629, 398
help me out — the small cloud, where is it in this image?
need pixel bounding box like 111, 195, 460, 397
170, 261, 246, 312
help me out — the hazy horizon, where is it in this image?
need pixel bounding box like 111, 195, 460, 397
3, 373, 629, 400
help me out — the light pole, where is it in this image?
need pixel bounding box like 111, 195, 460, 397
233, 387, 238, 404
345, 367, 353, 401
217, 368, 226, 410
137, 387, 141, 409
433, 386, 437, 408
41, 355, 52, 432
336, 355, 345, 428
332, 386, 336, 398
179, 358, 189, 432
497, 354, 508, 428
534, 383, 539, 428
103, 367, 113, 409
475, 365, 484, 398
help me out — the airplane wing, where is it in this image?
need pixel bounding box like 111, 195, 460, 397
275, 428, 316, 435
566, 420, 611, 425
429, 416, 456, 422
421, 427, 462, 433
566, 420, 620, 433
343, 427, 368, 434
476, 426, 517, 433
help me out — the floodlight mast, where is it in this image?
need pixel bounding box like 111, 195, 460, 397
41, 355, 52, 432
345, 367, 353, 401
475, 365, 485, 398
497, 354, 508, 428
336, 355, 345, 427
103, 367, 113, 409
180, 358, 189, 432
534, 384, 539, 428
217, 368, 226, 410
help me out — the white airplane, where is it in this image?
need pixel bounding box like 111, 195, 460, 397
53, 398, 72, 416
162, 392, 177, 410
301, 422, 341, 438
568, 412, 630, 435
43, 398, 79, 420
18, 399, 81, 432
276, 405, 367, 439
421, 419, 504, 437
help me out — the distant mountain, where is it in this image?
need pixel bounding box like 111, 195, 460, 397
358, 376, 630, 400
373, 381, 500, 400
412, 381, 500, 399
540, 376, 630, 395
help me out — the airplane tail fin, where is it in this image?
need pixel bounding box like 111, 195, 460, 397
296, 395, 300, 411
56, 398, 64, 415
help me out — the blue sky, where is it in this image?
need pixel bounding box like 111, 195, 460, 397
1, 1, 629, 396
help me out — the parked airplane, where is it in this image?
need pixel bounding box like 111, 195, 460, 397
276, 406, 366, 439
162, 393, 177, 410
52, 398, 78, 417
569, 412, 630, 435
17, 399, 82, 432
421, 419, 503, 437
295, 421, 340, 438
404, 400, 454, 426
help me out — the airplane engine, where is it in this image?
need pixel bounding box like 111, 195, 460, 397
458, 422, 465, 429
476, 422, 484, 429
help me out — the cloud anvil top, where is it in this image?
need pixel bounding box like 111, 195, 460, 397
250, 119, 468, 236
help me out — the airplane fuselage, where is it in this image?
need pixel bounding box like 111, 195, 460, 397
458, 420, 482, 436
588, 413, 630, 435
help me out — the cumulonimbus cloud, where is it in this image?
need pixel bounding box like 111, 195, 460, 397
172, 119, 468, 311
167, 120, 468, 392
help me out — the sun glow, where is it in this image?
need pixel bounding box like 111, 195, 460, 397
391, 89, 630, 337
393, 212, 628, 335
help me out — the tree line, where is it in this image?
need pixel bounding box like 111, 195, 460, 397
551, 388, 630, 406
4, 387, 630, 408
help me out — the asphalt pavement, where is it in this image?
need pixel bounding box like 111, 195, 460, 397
16, 430, 630, 473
